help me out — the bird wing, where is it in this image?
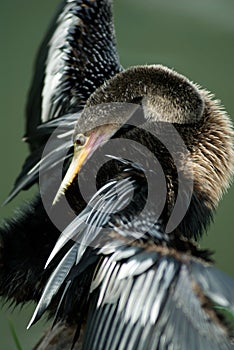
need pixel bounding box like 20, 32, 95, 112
6, 0, 121, 203
26, 0, 121, 149
83, 245, 234, 350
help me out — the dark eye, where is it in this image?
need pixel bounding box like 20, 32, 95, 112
75, 134, 86, 147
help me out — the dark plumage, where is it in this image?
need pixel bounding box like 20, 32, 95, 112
0, 197, 58, 304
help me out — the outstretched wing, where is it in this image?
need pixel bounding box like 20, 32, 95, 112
6, 0, 121, 203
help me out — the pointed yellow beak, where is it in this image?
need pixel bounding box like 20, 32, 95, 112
52, 145, 89, 205
52, 124, 120, 205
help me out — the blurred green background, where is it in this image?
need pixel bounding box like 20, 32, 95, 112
0, 0, 233, 348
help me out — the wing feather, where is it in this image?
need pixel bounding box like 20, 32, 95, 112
82, 247, 234, 350
27, 243, 77, 328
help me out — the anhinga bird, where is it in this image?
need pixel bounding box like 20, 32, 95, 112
26, 65, 234, 349
0, 1, 234, 350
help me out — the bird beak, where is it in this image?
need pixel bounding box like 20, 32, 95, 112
52, 124, 119, 205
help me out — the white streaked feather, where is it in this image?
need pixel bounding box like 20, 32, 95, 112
27, 243, 77, 328
150, 259, 176, 324
117, 252, 158, 280
45, 211, 89, 268
42, 4, 80, 122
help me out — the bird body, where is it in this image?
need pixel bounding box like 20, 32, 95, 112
27, 64, 234, 348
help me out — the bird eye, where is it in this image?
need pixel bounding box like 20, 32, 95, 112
75, 134, 87, 147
